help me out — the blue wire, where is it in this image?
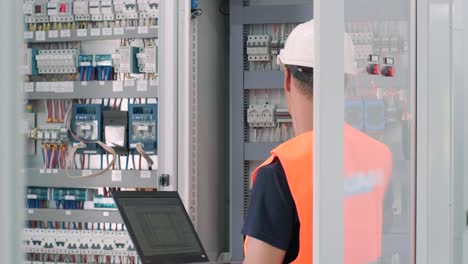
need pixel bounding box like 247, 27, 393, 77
125, 155, 129, 170
41, 148, 45, 164
100, 154, 104, 170
79, 67, 85, 81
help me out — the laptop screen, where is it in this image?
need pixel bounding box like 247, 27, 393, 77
112, 191, 209, 263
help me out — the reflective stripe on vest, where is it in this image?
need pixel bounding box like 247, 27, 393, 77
244, 125, 392, 264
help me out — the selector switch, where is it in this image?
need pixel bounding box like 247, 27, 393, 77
382, 66, 395, 77
367, 54, 380, 75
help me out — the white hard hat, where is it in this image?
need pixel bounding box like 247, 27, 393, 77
277, 19, 357, 74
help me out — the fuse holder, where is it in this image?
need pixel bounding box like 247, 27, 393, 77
382, 66, 395, 77
367, 64, 380, 75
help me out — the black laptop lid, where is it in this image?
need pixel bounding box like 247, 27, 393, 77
111, 191, 209, 264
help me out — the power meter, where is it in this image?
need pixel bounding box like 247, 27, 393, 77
128, 104, 157, 153
71, 104, 103, 154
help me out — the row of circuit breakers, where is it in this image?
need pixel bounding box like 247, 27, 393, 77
23, 0, 159, 23
23, 46, 157, 76
29, 104, 158, 154
246, 34, 396, 77
248, 100, 386, 132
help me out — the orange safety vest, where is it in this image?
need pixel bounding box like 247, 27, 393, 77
244, 124, 392, 264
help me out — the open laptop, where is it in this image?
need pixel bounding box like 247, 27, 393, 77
111, 191, 210, 264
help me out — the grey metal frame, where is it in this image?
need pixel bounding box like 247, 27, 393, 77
0, 0, 24, 263
229, 1, 313, 260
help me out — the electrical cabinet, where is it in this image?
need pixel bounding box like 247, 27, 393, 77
22, 0, 226, 262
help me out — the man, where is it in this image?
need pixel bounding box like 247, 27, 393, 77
242, 20, 393, 264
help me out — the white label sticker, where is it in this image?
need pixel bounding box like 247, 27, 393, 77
46, 169, 52, 174
99, 81, 105, 86
36, 82, 50, 92
114, 27, 124, 35
90, 28, 101, 36
103, 212, 110, 217
24, 82, 34, 93
28, 209, 34, 214
39, 169, 45, 174
126, 26, 136, 31
140, 171, 151, 179
65, 210, 71, 215
149, 79, 159, 86
124, 80, 135, 87
112, 170, 122, 182
52, 169, 58, 174
24, 31, 34, 39
138, 26, 149, 34
48, 30, 58, 38
27, 194, 38, 199
35, 31, 45, 41
56, 81, 74, 93
77, 29, 87, 37
136, 80, 148, 91
113, 81, 123, 92
64, 195, 76, 200
81, 81, 87, 86
60, 29, 71, 38
82, 170, 93, 176
102, 27, 113, 36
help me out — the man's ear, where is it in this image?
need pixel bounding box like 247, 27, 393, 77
284, 67, 292, 93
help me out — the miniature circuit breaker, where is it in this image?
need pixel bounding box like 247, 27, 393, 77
71, 104, 103, 153
47, 0, 74, 23
36, 49, 78, 74
73, 0, 91, 21
137, 0, 159, 19
247, 35, 272, 62
128, 104, 157, 152
89, 0, 102, 21
113, 46, 138, 73
24, 0, 49, 23
115, 0, 138, 20
101, 0, 115, 21
137, 46, 158, 73
247, 104, 276, 128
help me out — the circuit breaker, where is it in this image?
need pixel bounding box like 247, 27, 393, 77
128, 104, 157, 152
36, 49, 78, 74
47, 0, 74, 22
71, 104, 103, 153
247, 104, 276, 128
137, 46, 158, 73
73, 0, 91, 21
113, 46, 138, 73
137, 0, 159, 19
24, 0, 49, 23
247, 35, 272, 62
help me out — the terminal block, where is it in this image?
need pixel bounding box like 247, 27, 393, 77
137, 46, 158, 73
93, 195, 117, 209
113, 47, 138, 73
138, 0, 159, 19
247, 104, 276, 128
73, 0, 91, 21
47, 0, 74, 22
71, 104, 103, 153
26, 187, 50, 201
52, 188, 95, 202
24, 0, 49, 23
247, 35, 272, 62
30, 126, 68, 143
128, 104, 157, 152
36, 49, 78, 74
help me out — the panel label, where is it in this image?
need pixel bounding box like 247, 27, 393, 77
112, 81, 123, 92
24, 82, 34, 93
114, 27, 124, 35
48, 30, 58, 38
60, 29, 71, 38
82, 170, 93, 176
136, 80, 148, 91
35, 31, 46, 41
90, 28, 101, 36
138, 26, 149, 34
102, 28, 113, 36
77, 29, 87, 37
140, 171, 151, 179
112, 170, 122, 182
24, 31, 34, 39
124, 80, 135, 87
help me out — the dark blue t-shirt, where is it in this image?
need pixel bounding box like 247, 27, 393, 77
241, 158, 300, 264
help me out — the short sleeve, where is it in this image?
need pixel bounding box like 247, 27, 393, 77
241, 159, 295, 251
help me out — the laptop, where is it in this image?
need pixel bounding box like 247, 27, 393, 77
111, 191, 210, 264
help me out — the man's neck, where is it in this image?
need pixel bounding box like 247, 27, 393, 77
293, 102, 313, 135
